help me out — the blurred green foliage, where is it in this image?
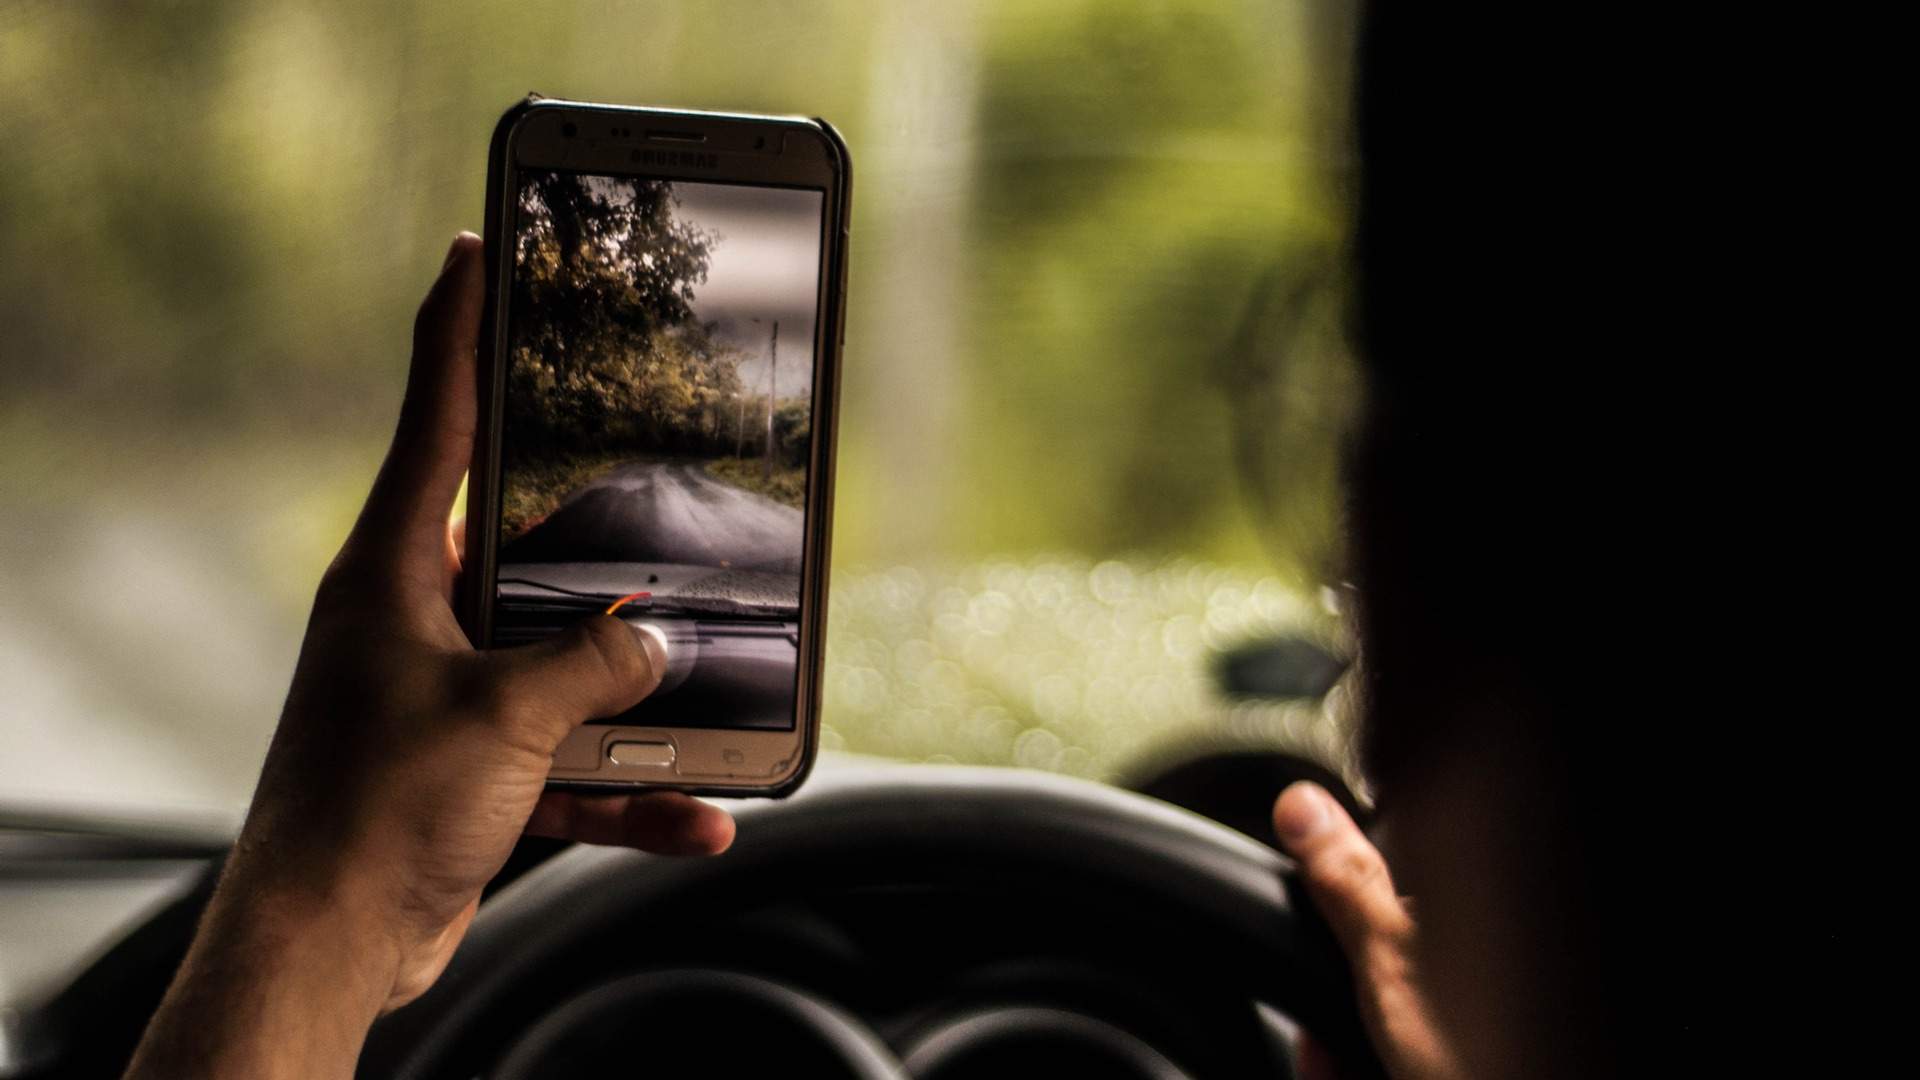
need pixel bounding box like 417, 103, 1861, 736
0, 0, 1351, 574
960, 0, 1353, 580
0, 0, 1356, 810
822, 556, 1361, 790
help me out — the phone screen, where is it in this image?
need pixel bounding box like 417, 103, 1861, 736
493, 170, 825, 731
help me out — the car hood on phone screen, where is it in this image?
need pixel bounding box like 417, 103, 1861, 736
497, 561, 800, 619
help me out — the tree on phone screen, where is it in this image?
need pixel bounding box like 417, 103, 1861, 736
508, 172, 741, 457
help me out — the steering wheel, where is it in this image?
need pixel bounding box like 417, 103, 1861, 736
357, 761, 1384, 1079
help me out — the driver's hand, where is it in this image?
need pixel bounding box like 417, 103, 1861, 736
126, 234, 733, 1080
1273, 782, 1461, 1080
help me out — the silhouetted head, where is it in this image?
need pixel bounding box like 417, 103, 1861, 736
1346, 8, 1671, 1076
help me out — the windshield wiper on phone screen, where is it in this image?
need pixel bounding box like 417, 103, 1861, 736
498, 578, 797, 619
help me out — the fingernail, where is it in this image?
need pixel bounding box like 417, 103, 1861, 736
441, 232, 472, 270
1274, 782, 1333, 845
632, 622, 669, 671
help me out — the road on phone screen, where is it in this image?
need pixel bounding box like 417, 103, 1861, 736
501, 461, 803, 573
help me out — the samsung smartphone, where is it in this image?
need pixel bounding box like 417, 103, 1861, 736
461, 97, 850, 797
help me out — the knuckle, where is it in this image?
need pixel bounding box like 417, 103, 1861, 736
1309, 834, 1390, 899
317, 535, 407, 598
311, 564, 355, 611
1360, 931, 1417, 993
579, 617, 648, 688
312, 555, 378, 614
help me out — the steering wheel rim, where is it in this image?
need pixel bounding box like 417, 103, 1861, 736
358, 760, 1382, 1079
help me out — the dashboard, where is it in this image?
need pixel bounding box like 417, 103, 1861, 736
2, 758, 1378, 1079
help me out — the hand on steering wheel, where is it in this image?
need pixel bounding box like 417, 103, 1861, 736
1274, 783, 1462, 1080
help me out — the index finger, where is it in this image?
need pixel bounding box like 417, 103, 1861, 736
1273, 781, 1412, 956
347, 233, 485, 580
525, 791, 736, 855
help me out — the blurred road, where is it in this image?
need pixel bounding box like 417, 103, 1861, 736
503, 461, 803, 572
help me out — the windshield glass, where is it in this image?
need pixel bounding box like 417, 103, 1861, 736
0, 0, 1358, 822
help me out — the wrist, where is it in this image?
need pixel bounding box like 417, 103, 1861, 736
214, 806, 424, 992
210, 865, 408, 1004
126, 866, 403, 1080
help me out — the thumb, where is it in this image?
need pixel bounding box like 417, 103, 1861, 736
486, 618, 670, 748
1272, 782, 1411, 957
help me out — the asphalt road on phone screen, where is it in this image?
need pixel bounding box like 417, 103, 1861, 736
502, 461, 802, 573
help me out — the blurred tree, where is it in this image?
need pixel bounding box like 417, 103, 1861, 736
961, 0, 1350, 582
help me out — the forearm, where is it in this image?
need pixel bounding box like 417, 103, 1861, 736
125, 877, 398, 1080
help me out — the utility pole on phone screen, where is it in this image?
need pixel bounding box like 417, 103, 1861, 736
764, 319, 778, 482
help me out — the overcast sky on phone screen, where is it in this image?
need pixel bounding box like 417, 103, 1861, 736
670, 180, 823, 400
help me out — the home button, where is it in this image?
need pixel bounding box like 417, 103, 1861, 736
607, 741, 676, 768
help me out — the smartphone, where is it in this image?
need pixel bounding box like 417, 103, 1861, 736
461, 97, 850, 797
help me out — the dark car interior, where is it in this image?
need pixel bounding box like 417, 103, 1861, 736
7, 0, 1794, 1075
9, 752, 1379, 1080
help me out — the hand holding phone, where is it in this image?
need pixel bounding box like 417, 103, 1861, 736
126, 237, 739, 1079
462, 99, 851, 797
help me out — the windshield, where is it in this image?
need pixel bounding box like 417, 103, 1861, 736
0, 0, 1358, 823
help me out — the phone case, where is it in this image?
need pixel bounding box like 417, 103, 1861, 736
462, 95, 852, 799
